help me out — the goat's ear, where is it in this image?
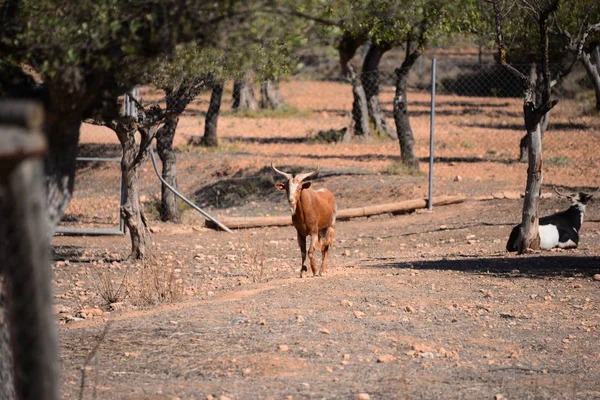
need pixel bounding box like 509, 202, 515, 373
302, 181, 312, 189
582, 193, 594, 202
275, 183, 285, 191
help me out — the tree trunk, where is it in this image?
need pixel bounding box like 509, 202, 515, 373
582, 49, 600, 111
259, 79, 284, 110
156, 118, 180, 223
517, 105, 544, 253
232, 80, 258, 112
115, 123, 151, 260
393, 63, 420, 169
362, 42, 396, 138
200, 82, 223, 147
519, 64, 551, 162
338, 32, 365, 77
43, 113, 82, 236
345, 65, 371, 140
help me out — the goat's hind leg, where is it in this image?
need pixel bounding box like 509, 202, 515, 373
307, 233, 319, 276
318, 225, 335, 276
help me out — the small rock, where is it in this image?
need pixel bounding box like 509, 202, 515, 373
109, 302, 125, 311
319, 328, 331, 335
296, 315, 305, 324
340, 299, 353, 307
466, 234, 476, 240
494, 395, 504, 400
420, 352, 435, 359
355, 394, 371, 400
503, 191, 521, 200
278, 344, 289, 352
492, 192, 505, 199
353, 310, 364, 319
54, 305, 69, 314
454, 175, 462, 182
343, 250, 351, 256
301, 383, 310, 389
593, 274, 600, 281
377, 354, 396, 363
405, 306, 416, 313
219, 396, 231, 400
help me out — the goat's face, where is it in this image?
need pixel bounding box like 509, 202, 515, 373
276, 178, 312, 214
554, 187, 597, 209
571, 192, 595, 207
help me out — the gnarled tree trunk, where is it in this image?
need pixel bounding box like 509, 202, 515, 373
43, 112, 82, 236
156, 117, 180, 223
115, 123, 151, 260
232, 79, 258, 112
345, 65, 371, 140
518, 105, 544, 252
338, 31, 365, 77
362, 42, 396, 138
519, 64, 551, 161
259, 79, 284, 110
393, 46, 421, 169
156, 79, 207, 221
201, 82, 223, 147
581, 46, 600, 112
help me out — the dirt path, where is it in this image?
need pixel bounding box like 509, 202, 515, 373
57, 200, 600, 400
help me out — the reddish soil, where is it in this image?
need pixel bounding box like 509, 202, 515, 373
54, 79, 600, 399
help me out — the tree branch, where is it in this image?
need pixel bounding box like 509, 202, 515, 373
490, 0, 529, 86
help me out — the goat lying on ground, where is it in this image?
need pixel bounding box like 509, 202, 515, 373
272, 163, 337, 277
506, 188, 597, 252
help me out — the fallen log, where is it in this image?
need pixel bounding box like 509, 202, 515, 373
205, 195, 465, 230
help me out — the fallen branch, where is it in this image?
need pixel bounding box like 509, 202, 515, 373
205, 195, 465, 230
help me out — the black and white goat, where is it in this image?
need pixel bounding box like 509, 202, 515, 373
506, 188, 596, 252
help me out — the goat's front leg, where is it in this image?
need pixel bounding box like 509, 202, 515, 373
297, 233, 308, 278
307, 233, 319, 276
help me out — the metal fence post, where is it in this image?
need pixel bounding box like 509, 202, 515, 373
428, 58, 436, 210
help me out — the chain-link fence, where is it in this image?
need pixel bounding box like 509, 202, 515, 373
62, 57, 599, 233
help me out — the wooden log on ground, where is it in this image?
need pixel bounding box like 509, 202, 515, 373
205, 195, 465, 230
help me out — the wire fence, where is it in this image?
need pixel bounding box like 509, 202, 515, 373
61, 58, 600, 232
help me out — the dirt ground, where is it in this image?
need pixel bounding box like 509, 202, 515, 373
52, 79, 600, 399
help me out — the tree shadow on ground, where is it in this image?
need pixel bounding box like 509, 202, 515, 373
193, 165, 378, 209
463, 122, 589, 131
382, 100, 514, 109
370, 255, 600, 278
418, 156, 516, 164
52, 245, 124, 263
77, 143, 122, 158
224, 136, 308, 144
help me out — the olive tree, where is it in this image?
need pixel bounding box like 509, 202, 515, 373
0, 0, 258, 235
490, 0, 599, 253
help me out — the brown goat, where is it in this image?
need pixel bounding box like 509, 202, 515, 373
272, 164, 337, 277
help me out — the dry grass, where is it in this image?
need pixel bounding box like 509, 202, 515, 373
91, 268, 129, 305
237, 230, 271, 283
135, 260, 184, 306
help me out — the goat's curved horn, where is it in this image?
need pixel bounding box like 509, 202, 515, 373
295, 165, 320, 182
271, 162, 293, 180
583, 187, 599, 196
553, 186, 570, 197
